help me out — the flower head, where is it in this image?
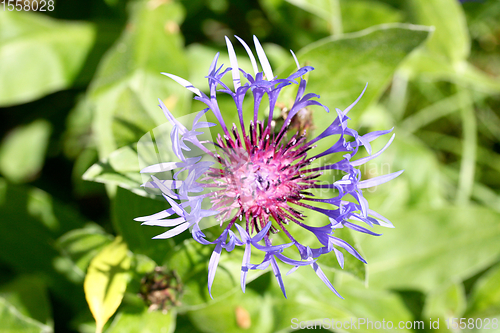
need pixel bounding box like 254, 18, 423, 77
136, 36, 402, 298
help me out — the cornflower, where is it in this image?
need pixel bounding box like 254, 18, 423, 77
136, 36, 402, 298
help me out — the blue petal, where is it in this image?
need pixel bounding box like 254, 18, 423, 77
270, 256, 286, 298
208, 240, 223, 299
312, 262, 343, 299
241, 243, 251, 293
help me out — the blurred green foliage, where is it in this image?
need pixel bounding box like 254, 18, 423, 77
0, 0, 500, 332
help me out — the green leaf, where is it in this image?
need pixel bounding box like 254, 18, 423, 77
0, 297, 53, 333
105, 292, 176, 333
111, 187, 175, 263
398, 1, 500, 94
64, 96, 94, 160
368, 136, 446, 208
164, 239, 239, 310
83, 108, 212, 197
278, 24, 430, 144
164, 239, 266, 311
295, 24, 430, 108
84, 236, 131, 333
0, 275, 52, 328
340, 0, 403, 33
55, 224, 114, 283
103, 0, 121, 7
459, 63, 500, 93
174, 314, 204, 333
361, 207, 500, 292
82, 145, 145, 197
89, 0, 190, 159
0, 120, 51, 183
0, 179, 84, 273
285, 0, 335, 21
106, 308, 176, 333
0, 11, 95, 106
111, 88, 157, 148
268, 272, 414, 333
317, 227, 367, 282
72, 148, 107, 198
278, 213, 368, 282
400, 51, 500, 93
409, 0, 470, 63
423, 281, 466, 319
0, 179, 89, 313
285, 0, 343, 35
466, 262, 500, 318
131, 254, 157, 277
187, 290, 274, 333
287, 0, 405, 35
419, 131, 500, 178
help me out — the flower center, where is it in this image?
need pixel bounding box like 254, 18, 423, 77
229, 149, 295, 212
207, 121, 320, 232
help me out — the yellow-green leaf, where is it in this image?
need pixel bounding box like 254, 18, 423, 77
84, 236, 131, 333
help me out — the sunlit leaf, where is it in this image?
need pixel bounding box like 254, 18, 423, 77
84, 236, 131, 333
277, 24, 430, 149
0, 11, 95, 106
111, 88, 157, 148
361, 207, 500, 292
316, 227, 367, 282
164, 238, 266, 311
409, 0, 470, 63
292, 24, 430, 111
466, 262, 500, 318
423, 281, 466, 319
82, 145, 145, 197
83, 110, 210, 198
400, 51, 500, 93
0, 120, 51, 183
106, 307, 175, 333
340, 0, 403, 33
284, 0, 343, 35
369, 136, 447, 208
89, 0, 190, 159
286, 0, 404, 35
187, 289, 274, 333
267, 271, 414, 333
285, 0, 336, 21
